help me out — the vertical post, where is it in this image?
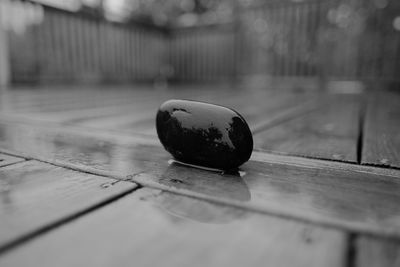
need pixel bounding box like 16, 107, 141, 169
232, 0, 241, 86
0, 1, 10, 89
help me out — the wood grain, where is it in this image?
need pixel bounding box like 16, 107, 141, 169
1, 121, 400, 237
362, 92, 400, 168
356, 236, 400, 267
0, 154, 25, 168
0, 160, 137, 249
116, 91, 318, 136
254, 95, 361, 162
133, 151, 400, 237
0, 188, 347, 267
0, 86, 316, 137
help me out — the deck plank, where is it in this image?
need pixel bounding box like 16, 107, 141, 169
362, 92, 400, 168
0, 188, 347, 267
253, 95, 361, 162
0, 154, 25, 168
115, 91, 318, 136
0, 160, 137, 250
1, 87, 316, 137
355, 236, 400, 267
0, 121, 399, 236
133, 152, 400, 237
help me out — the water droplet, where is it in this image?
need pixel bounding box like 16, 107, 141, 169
100, 183, 112, 188
238, 171, 247, 177
170, 179, 185, 184
301, 228, 314, 244
380, 158, 389, 164
100, 181, 119, 188
332, 154, 342, 160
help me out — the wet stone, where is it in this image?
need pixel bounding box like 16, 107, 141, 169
156, 99, 253, 170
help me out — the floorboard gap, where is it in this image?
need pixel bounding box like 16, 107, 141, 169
0, 184, 141, 255
0, 159, 30, 169
345, 233, 357, 267
1, 149, 400, 239
253, 148, 358, 164
356, 98, 366, 164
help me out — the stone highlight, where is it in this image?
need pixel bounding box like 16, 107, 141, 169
156, 99, 253, 170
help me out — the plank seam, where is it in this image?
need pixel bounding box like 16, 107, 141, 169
1, 146, 398, 183
0, 158, 29, 169
1, 148, 400, 239
359, 93, 400, 169
0, 183, 141, 255
361, 162, 400, 171
356, 97, 366, 164
251, 151, 400, 177
0, 149, 120, 181
130, 173, 400, 241
345, 233, 357, 267
253, 147, 358, 164
251, 99, 320, 135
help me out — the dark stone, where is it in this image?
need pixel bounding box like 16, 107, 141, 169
156, 99, 253, 170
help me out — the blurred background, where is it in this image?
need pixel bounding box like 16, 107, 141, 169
0, 0, 399, 90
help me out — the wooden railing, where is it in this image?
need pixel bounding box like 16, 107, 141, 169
237, 0, 325, 78
3, 0, 399, 85
6, 0, 167, 84
170, 0, 400, 83
169, 24, 237, 82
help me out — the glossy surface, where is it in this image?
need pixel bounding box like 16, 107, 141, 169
0, 121, 400, 237
0, 188, 346, 267
0, 85, 315, 140
0, 87, 399, 267
0, 160, 136, 249
363, 93, 400, 168
156, 100, 253, 170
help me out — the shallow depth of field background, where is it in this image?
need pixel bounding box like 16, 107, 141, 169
0, 0, 399, 91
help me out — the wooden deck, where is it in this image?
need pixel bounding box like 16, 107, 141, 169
0, 84, 399, 266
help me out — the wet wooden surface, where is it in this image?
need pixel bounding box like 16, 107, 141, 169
0, 160, 137, 251
0, 85, 399, 266
356, 236, 400, 267
0, 86, 317, 135
362, 92, 400, 168
0, 188, 347, 267
254, 95, 361, 162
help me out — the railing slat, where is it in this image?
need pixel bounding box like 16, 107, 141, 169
5, 0, 400, 85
